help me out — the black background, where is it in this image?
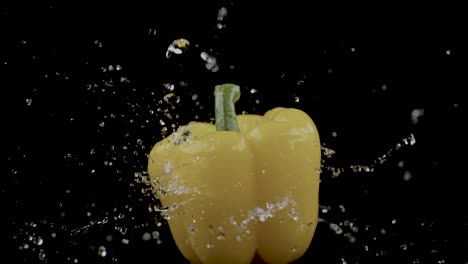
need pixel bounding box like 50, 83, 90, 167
2, 1, 467, 263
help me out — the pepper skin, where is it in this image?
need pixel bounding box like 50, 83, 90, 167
147, 85, 321, 264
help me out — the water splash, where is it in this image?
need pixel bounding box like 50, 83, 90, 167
70, 217, 109, 236
228, 197, 300, 237
321, 134, 416, 178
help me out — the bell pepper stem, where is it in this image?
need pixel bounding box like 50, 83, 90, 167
214, 84, 241, 132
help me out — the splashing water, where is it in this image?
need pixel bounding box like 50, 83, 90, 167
228, 197, 298, 235
9, 47, 428, 263
7, 3, 454, 264
321, 133, 416, 178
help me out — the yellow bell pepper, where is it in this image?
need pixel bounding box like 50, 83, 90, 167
147, 84, 321, 264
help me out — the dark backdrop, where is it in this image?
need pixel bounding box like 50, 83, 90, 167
2, 1, 466, 263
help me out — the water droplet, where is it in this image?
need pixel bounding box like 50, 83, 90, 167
94, 40, 103, 48
322, 147, 336, 158
329, 223, 343, 234
38, 249, 46, 260
403, 171, 412, 181
217, 7, 228, 21
290, 247, 297, 252
392, 219, 397, 224
294, 96, 300, 103
320, 205, 330, 213
163, 83, 174, 91
411, 109, 424, 124
25, 98, 32, 106
400, 244, 408, 250
188, 224, 197, 233
206, 242, 214, 249
163, 93, 175, 103
152, 231, 160, 239
122, 238, 129, 244
116, 226, 127, 235
339, 205, 345, 212
216, 226, 225, 240
98, 246, 107, 257
250, 88, 257, 94
445, 50, 451, 55
142, 232, 151, 241
200, 52, 219, 72
149, 28, 157, 36
288, 208, 298, 221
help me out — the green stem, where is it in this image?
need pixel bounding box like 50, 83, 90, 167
214, 83, 240, 132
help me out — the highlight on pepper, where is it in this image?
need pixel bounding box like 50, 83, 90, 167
147, 83, 321, 264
